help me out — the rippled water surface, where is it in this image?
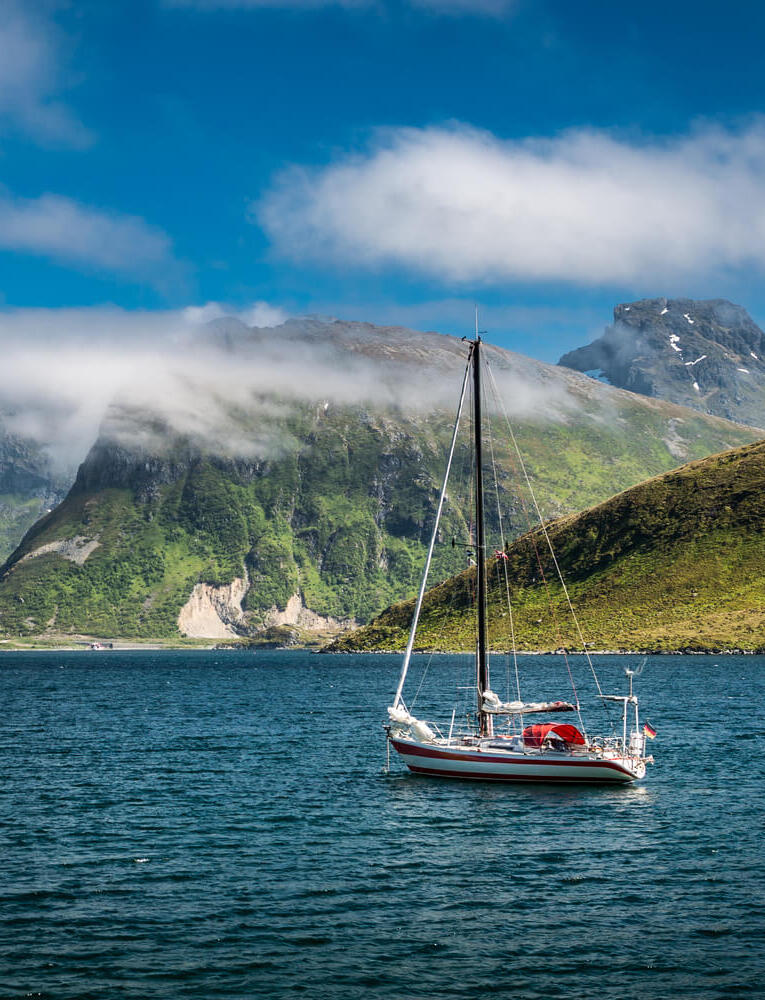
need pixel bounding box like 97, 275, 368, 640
1, 651, 764, 999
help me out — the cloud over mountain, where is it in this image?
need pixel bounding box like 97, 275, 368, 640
0, 305, 557, 474
257, 122, 765, 287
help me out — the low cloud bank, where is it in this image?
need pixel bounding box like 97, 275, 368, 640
0, 303, 561, 474
257, 122, 765, 287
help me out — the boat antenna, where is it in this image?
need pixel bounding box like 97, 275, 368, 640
627, 656, 647, 677
625, 657, 646, 700
470, 333, 490, 736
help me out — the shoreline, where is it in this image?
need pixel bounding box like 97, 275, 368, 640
0, 641, 763, 655
320, 647, 765, 656
0, 640, 218, 652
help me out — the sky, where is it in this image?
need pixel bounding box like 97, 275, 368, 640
2, 0, 765, 361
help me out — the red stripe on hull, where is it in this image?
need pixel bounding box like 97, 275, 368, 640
407, 764, 632, 784
390, 739, 638, 783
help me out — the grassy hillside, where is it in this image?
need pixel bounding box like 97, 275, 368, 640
0, 323, 761, 644
330, 438, 765, 654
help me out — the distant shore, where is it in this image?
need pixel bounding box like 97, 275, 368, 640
1, 639, 763, 655
0, 639, 217, 652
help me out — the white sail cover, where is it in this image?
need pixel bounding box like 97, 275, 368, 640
481, 690, 576, 715
388, 705, 436, 742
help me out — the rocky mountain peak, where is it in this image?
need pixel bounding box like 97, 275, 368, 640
558, 297, 765, 426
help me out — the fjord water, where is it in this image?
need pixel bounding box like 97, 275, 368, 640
1, 652, 763, 999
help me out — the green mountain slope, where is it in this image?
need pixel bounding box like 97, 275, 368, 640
0, 425, 68, 563
0, 406, 477, 640
330, 438, 765, 654
0, 321, 761, 644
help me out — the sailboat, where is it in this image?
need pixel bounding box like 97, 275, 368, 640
385, 334, 653, 784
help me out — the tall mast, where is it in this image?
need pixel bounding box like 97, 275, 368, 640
471, 335, 490, 736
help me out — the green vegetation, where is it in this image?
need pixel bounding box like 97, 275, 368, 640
330, 439, 765, 653
0, 405, 456, 639
0, 391, 760, 644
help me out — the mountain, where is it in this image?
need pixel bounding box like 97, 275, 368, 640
558, 298, 765, 426
0, 422, 69, 563
0, 319, 760, 645
329, 438, 765, 654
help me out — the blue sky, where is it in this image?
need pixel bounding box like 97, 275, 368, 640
2, 0, 765, 360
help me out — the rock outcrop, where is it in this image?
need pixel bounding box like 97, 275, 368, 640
262, 592, 355, 632
177, 577, 248, 638
21, 535, 100, 566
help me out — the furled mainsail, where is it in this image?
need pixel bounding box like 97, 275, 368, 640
481, 691, 577, 715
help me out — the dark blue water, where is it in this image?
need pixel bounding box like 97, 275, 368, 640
1, 652, 763, 1000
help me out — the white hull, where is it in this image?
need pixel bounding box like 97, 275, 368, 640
390, 736, 646, 784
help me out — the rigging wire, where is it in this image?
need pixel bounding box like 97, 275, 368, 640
433, 373, 482, 731
485, 362, 614, 732
482, 366, 522, 703
391, 354, 471, 710
410, 650, 433, 709
482, 368, 578, 666
412, 369, 484, 731
481, 367, 587, 733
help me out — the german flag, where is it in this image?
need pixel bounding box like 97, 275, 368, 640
643, 722, 657, 739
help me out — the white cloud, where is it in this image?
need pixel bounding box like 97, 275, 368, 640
256, 122, 765, 287
0, 0, 90, 146
0, 304, 287, 470
183, 300, 289, 327
0, 191, 179, 283
182, 302, 228, 325
238, 300, 289, 326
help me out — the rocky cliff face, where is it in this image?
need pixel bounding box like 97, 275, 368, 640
0, 424, 68, 563
177, 577, 249, 638
558, 298, 765, 426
